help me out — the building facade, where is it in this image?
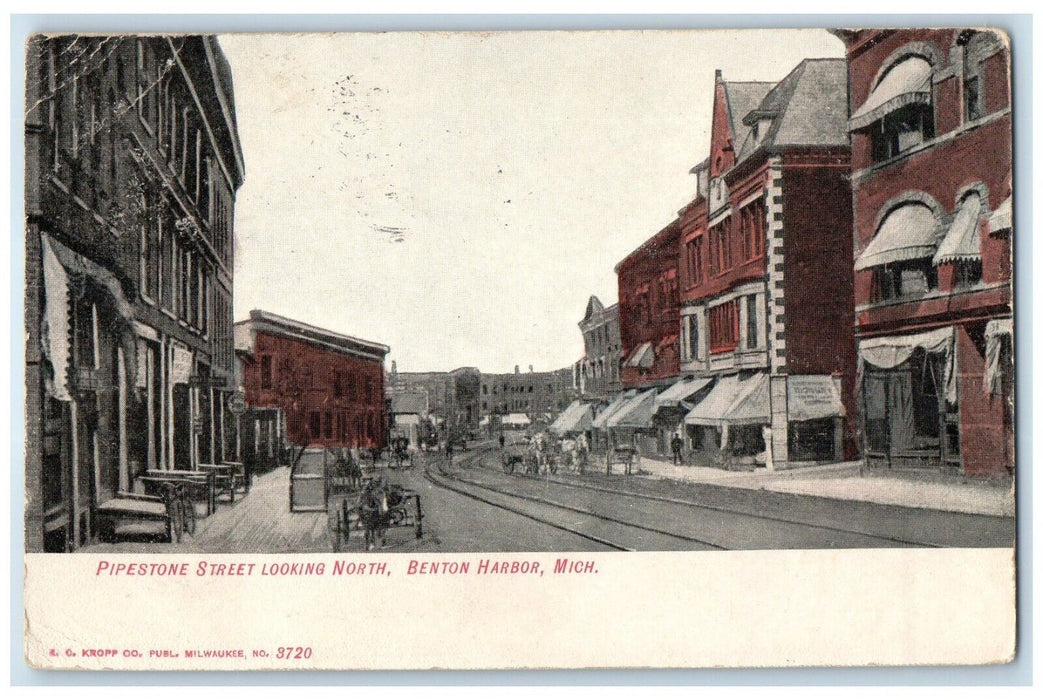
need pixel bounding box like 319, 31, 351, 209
677, 60, 856, 467
838, 29, 1013, 476
574, 296, 623, 400
235, 310, 389, 449
616, 220, 682, 389
480, 366, 576, 419
25, 36, 243, 552
387, 365, 450, 420
445, 367, 481, 439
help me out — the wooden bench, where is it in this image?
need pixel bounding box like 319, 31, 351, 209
198, 463, 241, 504
96, 491, 174, 543
139, 470, 217, 516
222, 461, 248, 494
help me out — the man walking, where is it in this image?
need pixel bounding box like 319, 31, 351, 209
670, 432, 684, 466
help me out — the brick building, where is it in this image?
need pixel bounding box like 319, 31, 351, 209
25, 36, 243, 552
235, 310, 389, 449
836, 29, 1013, 476
676, 60, 855, 468
616, 220, 681, 389
574, 296, 623, 400
480, 366, 576, 420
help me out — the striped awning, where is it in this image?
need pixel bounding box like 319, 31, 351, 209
849, 57, 933, 131
934, 195, 982, 264
606, 389, 657, 429
591, 390, 637, 429
855, 203, 939, 271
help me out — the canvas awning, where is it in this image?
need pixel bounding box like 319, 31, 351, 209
548, 401, 594, 435
934, 195, 983, 264
685, 373, 771, 427
984, 318, 1013, 394
721, 373, 771, 426
655, 376, 714, 411
40, 233, 137, 401
854, 203, 940, 271
858, 326, 956, 403
479, 416, 491, 427
502, 413, 531, 427
623, 342, 655, 369
849, 56, 933, 131
989, 196, 1012, 234
685, 375, 741, 426
787, 375, 845, 421
607, 389, 658, 429
591, 390, 637, 429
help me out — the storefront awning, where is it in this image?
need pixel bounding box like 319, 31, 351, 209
502, 413, 531, 427
854, 203, 940, 271
849, 57, 933, 131
788, 375, 845, 421
984, 318, 1013, 394
722, 373, 771, 426
591, 390, 637, 429
655, 376, 714, 411
989, 196, 1012, 234
548, 401, 594, 435
685, 375, 740, 426
934, 195, 983, 264
607, 389, 658, 429
41, 233, 137, 401
623, 342, 655, 369
858, 326, 956, 403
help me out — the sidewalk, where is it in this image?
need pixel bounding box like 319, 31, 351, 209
636, 456, 1015, 518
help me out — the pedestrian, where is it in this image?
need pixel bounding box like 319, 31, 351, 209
671, 432, 684, 465
499, 433, 506, 449
445, 439, 454, 466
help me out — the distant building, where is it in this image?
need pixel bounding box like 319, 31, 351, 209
387, 366, 449, 420
235, 310, 389, 449
836, 29, 1013, 476
24, 36, 244, 552
616, 220, 682, 389
446, 367, 481, 438
388, 388, 430, 449
480, 366, 575, 421
574, 296, 623, 400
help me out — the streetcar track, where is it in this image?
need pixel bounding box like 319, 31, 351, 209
470, 445, 944, 549
428, 463, 728, 551
422, 466, 634, 551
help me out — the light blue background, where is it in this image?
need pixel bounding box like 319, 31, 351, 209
9, 13, 1033, 686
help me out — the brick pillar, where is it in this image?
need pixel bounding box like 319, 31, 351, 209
765, 157, 789, 468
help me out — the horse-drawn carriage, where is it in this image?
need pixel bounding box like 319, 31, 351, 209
606, 444, 641, 475
388, 435, 413, 469
330, 477, 423, 551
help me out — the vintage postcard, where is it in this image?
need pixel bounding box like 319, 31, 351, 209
21, 28, 1016, 670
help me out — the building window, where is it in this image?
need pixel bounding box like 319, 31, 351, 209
309, 412, 321, 440
954, 259, 983, 288
686, 314, 701, 361
871, 102, 935, 162
871, 262, 938, 302
260, 355, 272, 389
746, 295, 759, 349
963, 75, 982, 122
708, 300, 739, 354
740, 200, 765, 261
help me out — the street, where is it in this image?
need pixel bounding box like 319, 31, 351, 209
82, 440, 1015, 554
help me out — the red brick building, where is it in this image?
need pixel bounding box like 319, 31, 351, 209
615, 220, 681, 389
837, 29, 1013, 476
235, 310, 389, 449
676, 60, 856, 467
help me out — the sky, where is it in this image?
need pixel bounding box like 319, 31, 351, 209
219, 29, 845, 374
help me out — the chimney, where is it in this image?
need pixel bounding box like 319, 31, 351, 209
529, 365, 534, 373
514, 365, 520, 374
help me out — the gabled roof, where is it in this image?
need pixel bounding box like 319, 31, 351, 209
722, 80, 775, 159
735, 58, 849, 163
583, 295, 605, 321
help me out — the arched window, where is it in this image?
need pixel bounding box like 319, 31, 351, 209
849, 55, 936, 162
857, 202, 940, 301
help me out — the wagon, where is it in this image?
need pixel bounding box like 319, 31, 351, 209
606, 445, 640, 475
331, 479, 423, 551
